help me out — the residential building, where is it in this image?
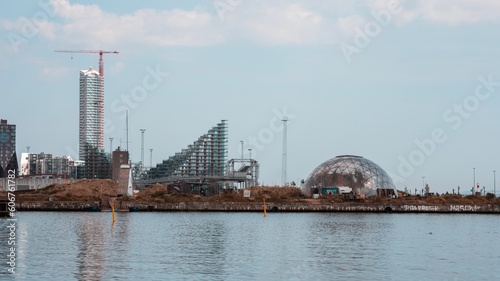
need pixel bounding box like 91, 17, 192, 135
79, 68, 110, 179
0, 119, 18, 177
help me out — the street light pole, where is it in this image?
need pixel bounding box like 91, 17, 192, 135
473, 167, 476, 194
240, 141, 244, 160
150, 148, 153, 169
240, 140, 244, 168
109, 138, 113, 159
140, 129, 146, 172
494, 170, 496, 197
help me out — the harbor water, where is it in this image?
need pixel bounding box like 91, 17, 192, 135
1, 212, 499, 280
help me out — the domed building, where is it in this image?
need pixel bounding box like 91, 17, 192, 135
304, 155, 397, 198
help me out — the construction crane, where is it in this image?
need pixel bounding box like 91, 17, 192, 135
55, 50, 119, 149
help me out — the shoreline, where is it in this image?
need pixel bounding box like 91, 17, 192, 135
14, 201, 500, 214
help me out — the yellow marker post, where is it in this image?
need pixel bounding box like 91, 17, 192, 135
111, 203, 117, 223
263, 198, 267, 217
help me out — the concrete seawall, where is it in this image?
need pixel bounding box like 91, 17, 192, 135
125, 202, 500, 213
16, 201, 500, 213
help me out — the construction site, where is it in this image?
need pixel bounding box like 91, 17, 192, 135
140, 120, 260, 194
53, 50, 260, 195
55, 50, 120, 180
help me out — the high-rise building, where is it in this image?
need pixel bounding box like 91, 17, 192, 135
79, 68, 101, 159
79, 68, 110, 179
0, 119, 18, 177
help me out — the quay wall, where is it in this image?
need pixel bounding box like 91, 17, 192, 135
15, 201, 500, 213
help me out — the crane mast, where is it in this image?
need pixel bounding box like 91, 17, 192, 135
55, 50, 119, 149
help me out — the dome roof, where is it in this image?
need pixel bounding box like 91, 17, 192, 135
305, 155, 397, 197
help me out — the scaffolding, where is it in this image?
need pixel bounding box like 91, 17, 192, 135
226, 158, 260, 189
149, 120, 228, 179
80, 143, 111, 179
79, 68, 101, 156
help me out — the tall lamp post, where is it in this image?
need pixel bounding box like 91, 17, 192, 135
149, 148, 153, 169
240, 141, 244, 159
149, 148, 153, 179
240, 140, 244, 167
140, 129, 146, 172
109, 138, 114, 160
494, 170, 496, 197
473, 167, 476, 194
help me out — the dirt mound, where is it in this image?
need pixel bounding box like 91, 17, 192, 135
18, 180, 117, 202
424, 196, 447, 205
135, 185, 169, 199
128, 185, 304, 203
247, 186, 302, 201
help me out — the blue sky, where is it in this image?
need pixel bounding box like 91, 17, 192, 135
1, 0, 500, 194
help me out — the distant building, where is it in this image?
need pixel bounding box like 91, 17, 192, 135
29, 152, 53, 175
79, 68, 110, 179
112, 148, 129, 182
111, 148, 132, 196
0, 119, 18, 177
148, 120, 228, 179
20, 152, 77, 179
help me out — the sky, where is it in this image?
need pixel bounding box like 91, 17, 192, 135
1, 0, 500, 194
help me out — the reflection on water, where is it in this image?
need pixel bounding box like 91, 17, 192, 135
75, 215, 105, 281
2, 212, 500, 280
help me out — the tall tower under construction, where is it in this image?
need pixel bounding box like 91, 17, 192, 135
79, 67, 110, 179
79, 67, 101, 158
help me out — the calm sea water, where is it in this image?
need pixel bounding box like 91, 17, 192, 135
1, 211, 499, 280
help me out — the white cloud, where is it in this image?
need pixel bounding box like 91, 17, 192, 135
108, 61, 126, 75
389, 0, 500, 26
47, 0, 338, 46
1, 0, 499, 50
337, 15, 367, 37
37, 66, 71, 80
230, 3, 328, 45
50, 1, 224, 47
